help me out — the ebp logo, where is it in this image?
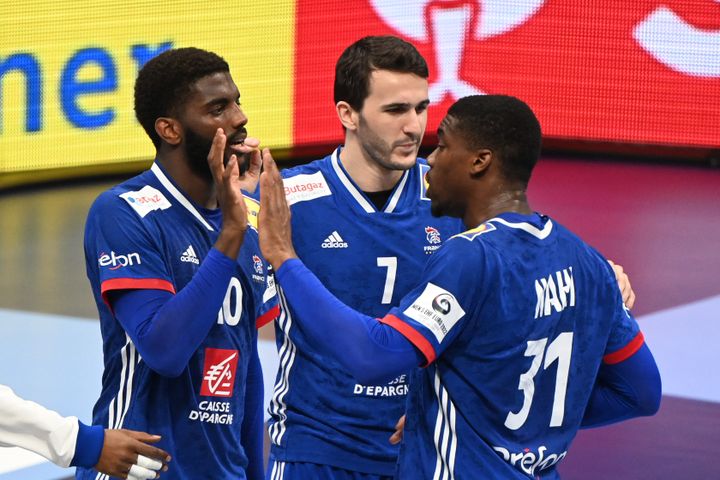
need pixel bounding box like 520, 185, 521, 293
201, 348, 239, 397
294, 1, 720, 150
98, 251, 141, 271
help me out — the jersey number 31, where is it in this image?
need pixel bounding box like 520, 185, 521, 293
505, 332, 574, 430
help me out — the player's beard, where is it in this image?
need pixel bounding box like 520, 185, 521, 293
357, 114, 420, 172
184, 126, 215, 182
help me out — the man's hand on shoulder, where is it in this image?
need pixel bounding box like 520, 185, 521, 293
608, 260, 636, 309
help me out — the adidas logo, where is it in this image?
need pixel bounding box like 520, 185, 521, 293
321, 231, 348, 249
180, 245, 200, 264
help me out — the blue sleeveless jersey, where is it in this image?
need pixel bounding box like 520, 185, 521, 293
266, 148, 463, 474
379, 212, 644, 479
78, 163, 278, 480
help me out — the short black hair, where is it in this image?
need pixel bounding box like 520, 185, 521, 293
134, 47, 229, 148
447, 95, 542, 186
334, 35, 428, 111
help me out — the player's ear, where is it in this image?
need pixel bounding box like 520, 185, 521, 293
336, 101, 358, 132
470, 149, 493, 176
155, 117, 182, 146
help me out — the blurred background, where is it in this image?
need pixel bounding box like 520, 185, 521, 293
1, 1, 718, 479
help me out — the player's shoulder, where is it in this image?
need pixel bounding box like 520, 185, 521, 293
454, 212, 556, 245
433, 225, 491, 266
89, 170, 169, 221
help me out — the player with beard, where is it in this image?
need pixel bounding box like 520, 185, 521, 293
78, 48, 278, 480
262, 36, 636, 480
259, 35, 461, 480
258, 94, 661, 479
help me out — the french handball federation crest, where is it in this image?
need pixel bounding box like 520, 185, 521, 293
425, 226, 442, 244
369, 0, 546, 102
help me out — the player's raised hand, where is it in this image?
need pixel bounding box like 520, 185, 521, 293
258, 148, 297, 270
208, 128, 247, 257
608, 259, 636, 309
95, 429, 170, 479
233, 136, 262, 194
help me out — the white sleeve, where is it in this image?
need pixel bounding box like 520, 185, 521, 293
0, 384, 78, 468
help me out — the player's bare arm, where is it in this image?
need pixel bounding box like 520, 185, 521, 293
258, 148, 297, 270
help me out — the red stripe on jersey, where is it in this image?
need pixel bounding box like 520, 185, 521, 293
100, 278, 176, 309
379, 314, 437, 366
256, 304, 280, 329
603, 332, 645, 365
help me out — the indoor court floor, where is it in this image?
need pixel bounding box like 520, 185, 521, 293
1, 154, 718, 479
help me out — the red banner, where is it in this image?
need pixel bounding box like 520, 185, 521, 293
294, 0, 720, 151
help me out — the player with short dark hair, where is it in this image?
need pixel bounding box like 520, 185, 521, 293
334, 35, 430, 111
261, 35, 462, 480
78, 47, 277, 480
258, 94, 661, 479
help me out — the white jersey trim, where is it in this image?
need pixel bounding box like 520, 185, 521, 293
488, 216, 554, 239
97, 335, 139, 480
432, 368, 458, 480
385, 168, 409, 213
150, 163, 215, 232
270, 458, 286, 480
330, 148, 411, 214
268, 288, 297, 446
330, 149, 375, 213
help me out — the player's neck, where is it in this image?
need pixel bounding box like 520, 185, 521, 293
156, 155, 217, 209
339, 143, 404, 192
466, 190, 532, 228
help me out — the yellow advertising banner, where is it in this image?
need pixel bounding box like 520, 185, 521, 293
0, 0, 294, 188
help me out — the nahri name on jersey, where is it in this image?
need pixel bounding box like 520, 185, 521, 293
283, 171, 332, 205
404, 282, 465, 343
120, 185, 172, 218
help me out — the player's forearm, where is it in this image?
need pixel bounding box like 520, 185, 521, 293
276, 259, 419, 384
112, 248, 236, 377
581, 343, 661, 428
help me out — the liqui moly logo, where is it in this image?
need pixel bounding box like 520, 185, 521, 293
492, 445, 567, 476
370, 0, 546, 102
200, 348, 239, 397
98, 251, 141, 270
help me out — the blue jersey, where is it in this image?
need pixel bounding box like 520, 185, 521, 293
267, 148, 463, 474
380, 212, 643, 479
79, 163, 278, 480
